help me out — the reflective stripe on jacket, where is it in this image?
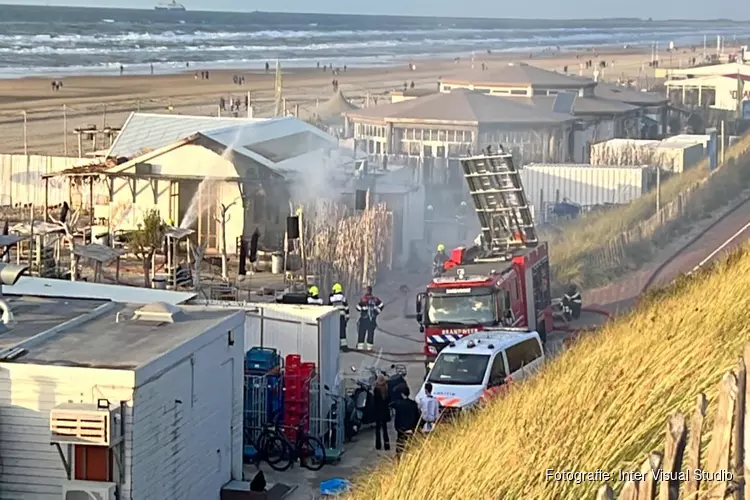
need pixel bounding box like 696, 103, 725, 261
329, 292, 350, 319
307, 296, 324, 305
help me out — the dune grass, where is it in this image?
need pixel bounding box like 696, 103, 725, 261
544, 134, 750, 291
350, 247, 750, 500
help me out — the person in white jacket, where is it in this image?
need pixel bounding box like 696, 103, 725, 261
418, 382, 440, 432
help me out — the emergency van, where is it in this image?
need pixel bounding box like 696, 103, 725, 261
416, 329, 544, 415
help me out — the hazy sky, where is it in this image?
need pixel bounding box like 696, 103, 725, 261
4, 0, 744, 20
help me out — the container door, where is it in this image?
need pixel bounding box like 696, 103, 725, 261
220, 359, 234, 479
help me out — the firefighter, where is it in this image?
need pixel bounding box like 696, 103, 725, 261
356, 285, 384, 351
562, 284, 582, 320
329, 283, 350, 351
307, 286, 324, 305
433, 244, 449, 277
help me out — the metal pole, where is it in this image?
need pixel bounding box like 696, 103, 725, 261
63, 104, 67, 157
247, 91, 251, 118
721, 120, 726, 165
102, 104, 107, 128
22, 111, 27, 156
298, 209, 308, 288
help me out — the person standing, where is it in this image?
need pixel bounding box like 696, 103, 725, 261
391, 385, 419, 458
329, 283, 350, 351
373, 376, 391, 450
417, 382, 439, 433
355, 285, 384, 351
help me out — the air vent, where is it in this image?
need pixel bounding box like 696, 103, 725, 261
132, 302, 185, 323
50, 403, 121, 447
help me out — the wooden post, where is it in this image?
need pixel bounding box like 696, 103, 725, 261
62, 104, 67, 157
733, 357, 746, 500
656, 167, 661, 213
115, 257, 120, 284
704, 371, 738, 498
28, 203, 34, 272
660, 413, 686, 500
89, 178, 94, 244
620, 481, 638, 500
44, 178, 49, 223
596, 485, 614, 500
685, 394, 708, 497
638, 452, 663, 500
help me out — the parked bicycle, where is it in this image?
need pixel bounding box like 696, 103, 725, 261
254, 419, 326, 472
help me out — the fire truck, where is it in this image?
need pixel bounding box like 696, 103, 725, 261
416, 152, 553, 372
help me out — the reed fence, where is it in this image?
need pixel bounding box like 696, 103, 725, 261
585, 134, 750, 272
300, 200, 393, 295
592, 342, 750, 500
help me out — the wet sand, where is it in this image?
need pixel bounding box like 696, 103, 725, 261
0, 47, 698, 156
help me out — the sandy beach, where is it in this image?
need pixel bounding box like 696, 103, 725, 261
0, 46, 701, 156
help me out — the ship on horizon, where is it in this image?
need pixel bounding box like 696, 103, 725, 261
154, 0, 186, 11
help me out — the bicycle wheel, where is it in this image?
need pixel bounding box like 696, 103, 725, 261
265, 435, 293, 472
298, 435, 326, 471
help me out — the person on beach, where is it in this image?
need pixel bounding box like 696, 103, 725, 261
120, 64, 124, 75
265, 62, 269, 72
150, 63, 154, 75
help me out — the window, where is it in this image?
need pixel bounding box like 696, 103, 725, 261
426, 293, 496, 325
406, 129, 414, 140
443, 85, 452, 91
533, 89, 548, 96
488, 355, 507, 387
446, 130, 455, 142
510, 89, 528, 96
505, 338, 542, 373
428, 353, 490, 385
438, 130, 446, 141
532, 259, 551, 316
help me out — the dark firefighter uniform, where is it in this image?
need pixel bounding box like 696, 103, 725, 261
356, 286, 384, 351
433, 244, 449, 277
563, 284, 582, 319
329, 283, 350, 350
307, 286, 324, 306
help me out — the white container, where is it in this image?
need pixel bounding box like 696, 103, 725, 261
151, 276, 167, 289
521, 163, 652, 214
271, 252, 283, 274
243, 303, 341, 410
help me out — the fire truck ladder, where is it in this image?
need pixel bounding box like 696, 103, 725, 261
460, 152, 538, 252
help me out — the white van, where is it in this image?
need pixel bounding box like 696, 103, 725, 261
416, 330, 544, 413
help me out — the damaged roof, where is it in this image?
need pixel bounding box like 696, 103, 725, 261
346, 88, 575, 125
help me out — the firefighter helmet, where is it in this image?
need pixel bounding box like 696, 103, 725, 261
332, 283, 343, 294
309, 285, 319, 296
437, 244, 446, 252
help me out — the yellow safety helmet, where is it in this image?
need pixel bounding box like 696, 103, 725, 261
309, 285, 319, 296
437, 244, 446, 252
332, 283, 343, 294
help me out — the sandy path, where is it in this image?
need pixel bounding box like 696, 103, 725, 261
0, 47, 700, 156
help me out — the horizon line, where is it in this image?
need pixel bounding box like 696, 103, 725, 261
0, 3, 748, 22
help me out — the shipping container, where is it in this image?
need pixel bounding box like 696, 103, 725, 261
590, 138, 704, 173
243, 303, 341, 411
651, 141, 705, 173
661, 134, 712, 148
521, 163, 654, 218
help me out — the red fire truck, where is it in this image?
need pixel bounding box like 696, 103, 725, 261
415, 152, 553, 372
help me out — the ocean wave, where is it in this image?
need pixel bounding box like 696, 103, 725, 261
0, 25, 740, 46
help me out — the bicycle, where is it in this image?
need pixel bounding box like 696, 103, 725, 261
255, 420, 326, 472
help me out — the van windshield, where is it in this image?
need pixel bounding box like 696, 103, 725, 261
426, 293, 496, 325
428, 353, 490, 386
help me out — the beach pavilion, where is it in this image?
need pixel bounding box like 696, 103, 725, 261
309, 90, 360, 135
48, 113, 339, 255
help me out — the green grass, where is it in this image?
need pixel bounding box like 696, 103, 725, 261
544, 134, 750, 292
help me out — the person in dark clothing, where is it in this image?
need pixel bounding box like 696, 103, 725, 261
373, 376, 391, 450
356, 285, 384, 351
329, 282, 350, 351
433, 244, 449, 277
391, 384, 420, 458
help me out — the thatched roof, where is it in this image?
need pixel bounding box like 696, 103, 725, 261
314, 91, 360, 122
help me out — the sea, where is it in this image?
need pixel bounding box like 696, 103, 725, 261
0, 4, 748, 78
